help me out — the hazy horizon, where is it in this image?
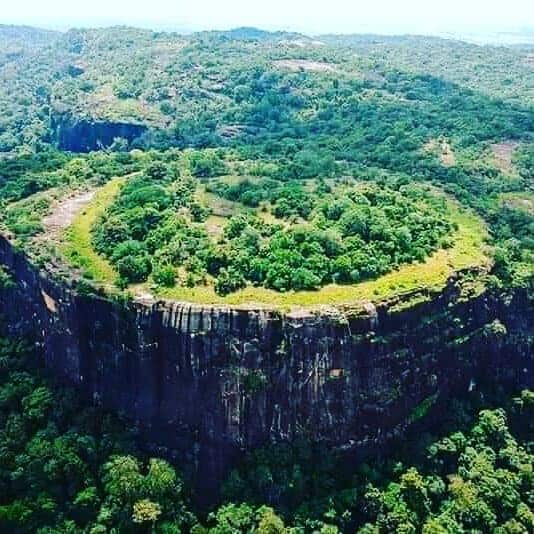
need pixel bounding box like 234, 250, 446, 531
3, 22, 534, 47
1, 0, 533, 42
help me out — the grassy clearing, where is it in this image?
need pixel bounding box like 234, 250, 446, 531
158, 201, 491, 309
199, 188, 288, 230
59, 177, 491, 309
423, 138, 455, 167
60, 177, 125, 287
490, 141, 520, 174
197, 188, 241, 218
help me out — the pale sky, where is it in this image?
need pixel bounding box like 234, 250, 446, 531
1, 0, 533, 35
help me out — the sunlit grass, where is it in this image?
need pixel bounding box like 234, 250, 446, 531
60, 177, 491, 310
60, 177, 125, 287
158, 201, 491, 309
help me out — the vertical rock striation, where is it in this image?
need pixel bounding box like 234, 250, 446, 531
0, 234, 532, 494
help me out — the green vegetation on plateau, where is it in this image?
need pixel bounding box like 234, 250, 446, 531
61, 176, 126, 287
90, 158, 460, 298
0, 149, 143, 242
55, 167, 487, 305
157, 200, 488, 307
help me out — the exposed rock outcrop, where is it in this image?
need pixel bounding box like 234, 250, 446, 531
0, 234, 531, 497
51, 114, 147, 152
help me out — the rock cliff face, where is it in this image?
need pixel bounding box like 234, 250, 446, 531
0, 234, 532, 496
51, 114, 147, 152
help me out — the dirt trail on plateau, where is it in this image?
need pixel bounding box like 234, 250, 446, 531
42, 190, 96, 238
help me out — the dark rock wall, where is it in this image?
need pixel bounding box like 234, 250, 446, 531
51, 114, 147, 152
0, 234, 532, 493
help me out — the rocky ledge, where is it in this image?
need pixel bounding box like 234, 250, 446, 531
0, 233, 532, 497
51, 113, 147, 152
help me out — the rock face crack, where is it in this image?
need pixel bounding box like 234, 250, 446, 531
0, 233, 531, 498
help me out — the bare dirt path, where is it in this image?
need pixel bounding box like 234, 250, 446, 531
42, 190, 96, 239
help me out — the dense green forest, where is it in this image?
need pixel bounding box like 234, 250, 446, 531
0, 335, 532, 532
1, 25, 532, 152
92, 159, 455, 294
0, 24, 532, 533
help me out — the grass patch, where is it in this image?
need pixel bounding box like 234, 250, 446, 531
60, 177, 125, 287
58, 178, 491, 310
158, 201, 491, 308
196, 187, 242, 218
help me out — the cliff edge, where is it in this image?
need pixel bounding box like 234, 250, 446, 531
0, 233, 531, 495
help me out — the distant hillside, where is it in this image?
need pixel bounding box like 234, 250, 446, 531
0, 24, 59, 40
0, 25, 532, 154
319, 33, 534, 102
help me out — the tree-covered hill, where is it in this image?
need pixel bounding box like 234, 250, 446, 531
0, 25, 532, 154
0, 25, 58, 52
319, 34, 534, 106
